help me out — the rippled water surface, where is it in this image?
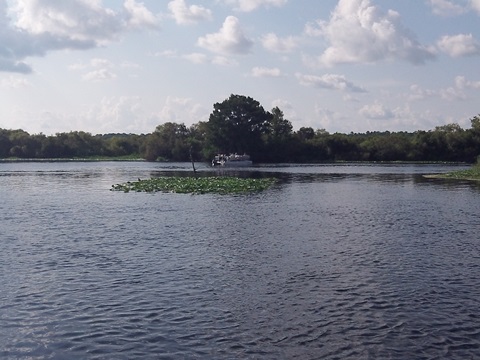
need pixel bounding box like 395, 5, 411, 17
1, 162, 479, 359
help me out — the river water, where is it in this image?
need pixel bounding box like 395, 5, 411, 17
0, 162, 479, 359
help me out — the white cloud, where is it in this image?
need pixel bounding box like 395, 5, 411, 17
12, 96, 154, 135
455, 75, 480, 89
251, 66, 281, 77
428, 0, 466, 16
82, 68, 117, 82
271, 98, 293, 113
0, 0, 159, 74
168, 0, 212, 25
124, 0, 159, 29
471, 0, 480, 13
296, 73, 367, 93
222, 0, 287, 12
408, 84, 436, 101
313, 106, 344, 130
359, 102, 394, 120
437, 34, 480, 57
0, 75, 30, 89
120, 61, 140, 69
183, 52, 208, 64
439, 86, 467, 101
90, 58, 114, 68
306, 0, 435, 66
261, 33, 298, 53
153, 49, 238, 66
69, 57, 118, 82
85, 96, 154, 133
12, 0, 122, 42
154, 49, 178, 58
409, 75, 480, 102
197, 16, 253, 55
157, 96, 209, 126
270, 98, 302, 126
212, 56, 239, 66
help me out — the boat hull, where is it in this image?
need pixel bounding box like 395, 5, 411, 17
217, 160, 252, 167
212, 154, 252, 167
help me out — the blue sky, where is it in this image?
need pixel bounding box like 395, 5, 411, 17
0, 0, 479, 135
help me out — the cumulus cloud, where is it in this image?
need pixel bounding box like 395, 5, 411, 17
471, 0, 480, 13
359, 102, 394, 120
261, 33, 298, 53
428, 0, 466, 16
124, 0, 159, 29
455, 75, 480, 89
0, 75, 30, 88
251, 66, 281, 77
408, 84, 436, 101
12, 0, 120, 42
154, 49, 178, 58
83, 68, 117, 82
296, 73, 367, 93
212, 56, 239, 66
197, 16, 253, 55
409, 75, 480, 102
157, 96, 209, 125
153, 48, 238, 66
222, 0, 287, 12
12, 0, 159, 41
437, 34, 480, 57
0, 0, 159, 74
86, 96, 155, 133
182, 52, 209, 64
168, 0, 212, 25
69, 57, 118, 82
305, 0, 435, 66
13, 96, 154, 135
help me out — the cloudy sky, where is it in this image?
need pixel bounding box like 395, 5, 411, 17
1, 0, 479, 135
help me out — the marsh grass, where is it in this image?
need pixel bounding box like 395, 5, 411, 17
111, 176, 276, 194
424, 162, 480, 181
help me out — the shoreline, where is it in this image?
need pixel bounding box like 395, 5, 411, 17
423, 166, 480, 181
0, 158, 470, 165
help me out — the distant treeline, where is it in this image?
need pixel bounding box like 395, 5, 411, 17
1, 95, 479, 164
2, 122, 480, 164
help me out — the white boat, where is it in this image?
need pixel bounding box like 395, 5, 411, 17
211, 153, 253, 167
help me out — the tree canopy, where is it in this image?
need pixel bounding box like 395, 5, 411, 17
206, 94, 271, 159
0, 95, 479, 164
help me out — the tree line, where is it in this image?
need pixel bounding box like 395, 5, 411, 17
1, 94, 480, 163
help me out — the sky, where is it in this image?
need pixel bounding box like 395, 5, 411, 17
0, 0, 479, 135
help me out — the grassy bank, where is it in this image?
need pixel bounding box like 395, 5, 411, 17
111, 176, 276, 194
424, 164, 480, 181
0, 154, 144, 162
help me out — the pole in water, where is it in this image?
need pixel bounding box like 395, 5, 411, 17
190, 146, 197, 174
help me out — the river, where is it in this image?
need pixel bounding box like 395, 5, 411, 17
1, 162, 479, 359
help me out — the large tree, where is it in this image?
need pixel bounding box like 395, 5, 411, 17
263, 106, 293, 162
206, 94, 271, 159
144, 122, 190, 161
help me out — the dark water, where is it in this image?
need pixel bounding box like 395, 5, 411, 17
1, 162, 479, 359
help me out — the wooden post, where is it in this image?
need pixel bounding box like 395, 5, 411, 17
190, 146, 197, 174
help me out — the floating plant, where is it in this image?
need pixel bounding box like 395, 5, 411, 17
111, 176, 276, 194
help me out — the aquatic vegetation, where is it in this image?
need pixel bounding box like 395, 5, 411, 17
111, 176, 276, 194
424, 163, 480, 181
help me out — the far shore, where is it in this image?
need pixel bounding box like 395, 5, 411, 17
0, 157, 145, 162
0, 158, 470, 165
423, 165, 480, 181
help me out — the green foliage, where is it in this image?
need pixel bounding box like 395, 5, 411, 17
1, 105, 479, 164
427, 165, 480, 181
111, 176, 276, 194
206, 94, 271, 159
